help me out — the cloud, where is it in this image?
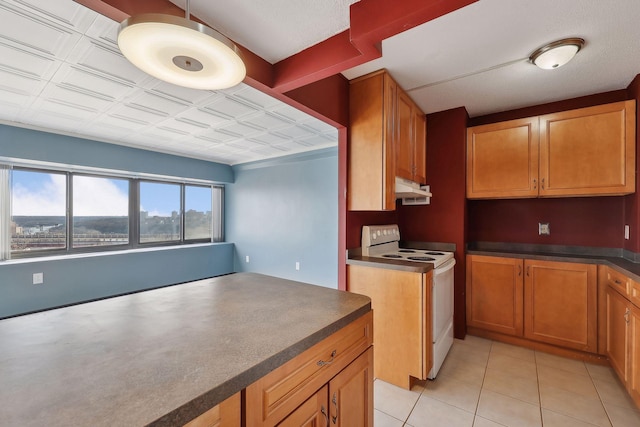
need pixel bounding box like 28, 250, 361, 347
12, 174, 129, 216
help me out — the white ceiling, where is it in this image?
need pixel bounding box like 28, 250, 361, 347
2, 0, 640, 166
343, 0, 640, 117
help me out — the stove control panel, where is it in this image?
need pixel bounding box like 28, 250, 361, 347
362, 224, 400, 248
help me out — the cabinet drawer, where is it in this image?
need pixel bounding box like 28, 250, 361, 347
607, 268, 630, 296
245, 311, 373, 427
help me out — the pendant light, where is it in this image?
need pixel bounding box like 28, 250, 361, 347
529, 38, 585, 70
117, 0, 246, 90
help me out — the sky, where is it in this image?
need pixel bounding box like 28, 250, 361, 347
11, 170, 212, 217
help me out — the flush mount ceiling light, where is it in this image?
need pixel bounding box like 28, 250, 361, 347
117, 0, 245, 90
529, 38, 585, 70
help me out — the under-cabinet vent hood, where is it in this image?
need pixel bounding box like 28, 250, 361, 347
395, 177, 432, 205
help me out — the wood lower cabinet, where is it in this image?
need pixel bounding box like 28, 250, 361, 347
466, 255, 524, 336
607, 285, 629, 382
630, 305, 640, 406
183, 393, 240, 427
524, 260, 597, 352
245, 311, 373, 427
347, 265, 432, 389
467, 255, 597, 352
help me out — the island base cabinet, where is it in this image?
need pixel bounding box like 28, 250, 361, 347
607, 286, 629, 382
630, 305, 640, 407
244, 312, 373, 427
183, 392, 240, 427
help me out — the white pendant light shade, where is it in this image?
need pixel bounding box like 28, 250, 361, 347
530, 38, 585, 70
118, 14, 246, 90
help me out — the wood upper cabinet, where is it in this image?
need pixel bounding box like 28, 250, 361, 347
347, 265, 432, 389
466, 117, 539, 199
348, 69, 427, 210
539, 100, 636, 197
524, 260, 597, 352
396, 90, 427, 184
467, 100, 636, 199
466, 255, 524, 336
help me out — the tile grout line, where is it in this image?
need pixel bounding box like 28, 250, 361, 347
534, 350, 544, 426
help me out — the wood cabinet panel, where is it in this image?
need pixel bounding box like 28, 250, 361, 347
328, 347, 374, 427
629, 280, 640, 309
524, 260, 597, 352
467, 117, 539, 199
183, 392, 240, 427
466, 255, 524, 336
629, 304, 640, 407
396, 90, 414, 182
348, 71, 396, 210
347, 265, 432, 389
539, 100, 636, 197
607, 286, 630, 384
277, 386, 328, 427
413, 110, 427, 184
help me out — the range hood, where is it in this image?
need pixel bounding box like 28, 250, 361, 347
395, 177, 432, 205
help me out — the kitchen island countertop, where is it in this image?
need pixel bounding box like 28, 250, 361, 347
0, 272, 371, 427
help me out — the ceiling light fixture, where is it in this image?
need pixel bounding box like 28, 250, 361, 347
117, 0, 246, 90
529, 38, 585, 70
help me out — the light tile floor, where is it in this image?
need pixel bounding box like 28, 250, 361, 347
374, 336, 640, 427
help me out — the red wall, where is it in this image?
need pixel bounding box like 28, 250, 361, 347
398, 107, 468, 338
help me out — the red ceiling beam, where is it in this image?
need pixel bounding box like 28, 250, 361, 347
74, 0, 477, 94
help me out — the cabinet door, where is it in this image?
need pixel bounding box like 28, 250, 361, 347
607, 287, 629, 382
396, 90, 414, 181
466, 255, 524, 336
413, 109, 427, 184
628, 304, 640, 407
348, 70, 397, 211
328, 347, 373, 427
524, 260, 597, 352
183, 392, 240, 427
277, 386, 328, 427
629, 303, 640, 409
466, 117, 539, 199
539, 100, 636, 197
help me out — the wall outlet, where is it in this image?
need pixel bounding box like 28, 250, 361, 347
32, 273, 43, 285
295, 262, 300, 271
538, 222, 550, 235
245, 255, 250, 263
625, 225, 630, 240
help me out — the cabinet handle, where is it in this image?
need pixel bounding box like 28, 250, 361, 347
526, 266, 530, 277
321, 405, 329, 427
541, 178, 545, 189
533, 179, 537, 190
518, 265, 522, 276
331, 392, 338, 424
614, 279, 622, 285
317, 350, 337, 367
625, 308, 630, 324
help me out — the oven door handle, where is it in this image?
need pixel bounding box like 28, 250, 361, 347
434, 258, 456, 275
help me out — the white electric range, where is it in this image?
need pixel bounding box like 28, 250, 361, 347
361, 224, 455, 379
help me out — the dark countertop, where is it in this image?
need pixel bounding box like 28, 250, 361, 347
346, 255, 434, 273
0, 273, 371, 427
466, 242, 640, 282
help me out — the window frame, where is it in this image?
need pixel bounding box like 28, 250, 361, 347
7, 165, 223, 260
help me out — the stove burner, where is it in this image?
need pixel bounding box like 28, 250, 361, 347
382, 254, 403, 259
407, 256, 436, 262
398, 249, 416, 253
424, 251, 445, 255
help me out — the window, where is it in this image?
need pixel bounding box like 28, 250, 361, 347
73, 175, 129, 248
184, 185, 212, 241
11, 169, 67, 253
2, 165, 224, 260
139, 181, 181, 244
